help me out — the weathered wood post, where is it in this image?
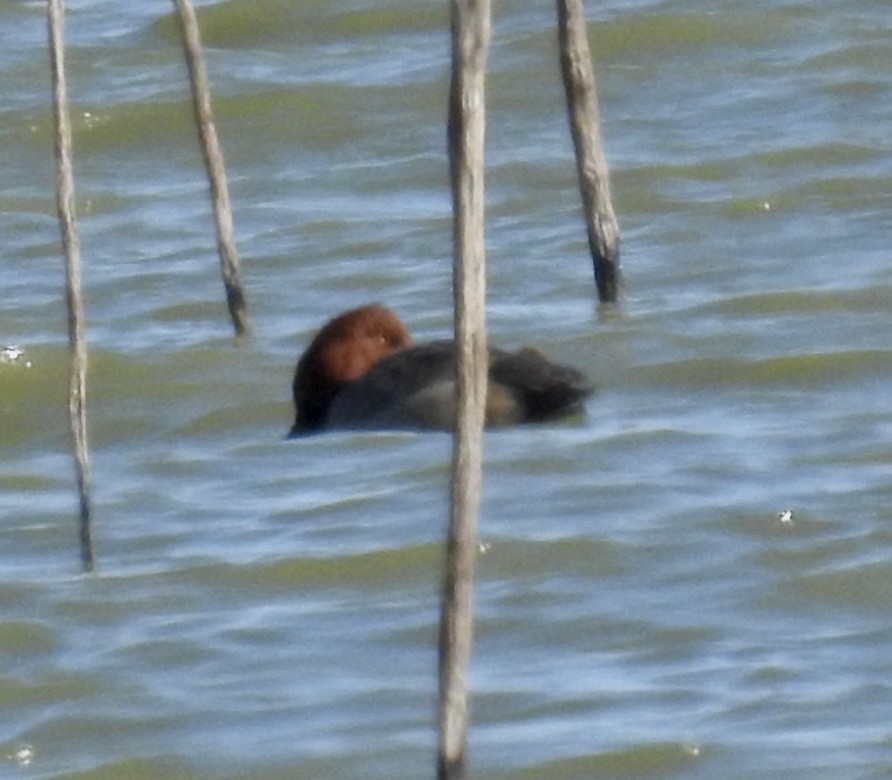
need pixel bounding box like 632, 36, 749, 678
557, 0, 621, 303
47, 0, 94, 571
438, 1, 491, 778
173, 0, 251, 336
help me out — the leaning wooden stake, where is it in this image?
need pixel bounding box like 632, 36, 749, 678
557, 0, 621, 303
173, 0, 251, 335
438, 2, 491, 779
47, 0, 94, 572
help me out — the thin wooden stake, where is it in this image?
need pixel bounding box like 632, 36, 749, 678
438, 2, 491, 779
47, 0, 94, 572
557, 0, 621, 303
173, 0, 251, 336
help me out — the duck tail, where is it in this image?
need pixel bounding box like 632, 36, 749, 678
493, 347, 593, 422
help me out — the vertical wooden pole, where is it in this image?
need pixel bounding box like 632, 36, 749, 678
173, 0, 251, 336
47, 0, 94, 572
557, 0, 621, 303
438, 1, 491, 778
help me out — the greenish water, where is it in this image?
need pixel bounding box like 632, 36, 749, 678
2, 1, 891, 778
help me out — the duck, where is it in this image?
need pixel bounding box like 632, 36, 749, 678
289, 304, 592, 435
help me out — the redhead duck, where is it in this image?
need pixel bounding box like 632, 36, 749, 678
289, 304, 592, 435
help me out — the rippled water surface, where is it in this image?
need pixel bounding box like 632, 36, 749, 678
2, 1, 891, 778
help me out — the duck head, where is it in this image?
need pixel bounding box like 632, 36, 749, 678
291, 304, 412, 433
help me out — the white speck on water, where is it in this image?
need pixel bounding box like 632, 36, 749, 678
1, 345, 31, 367
7, 745, 33, 767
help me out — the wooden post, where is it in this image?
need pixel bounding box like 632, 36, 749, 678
438, 2, 491, 778
47, 0, 94, 572
557, 0, 621, 303
173, 0, 251, 336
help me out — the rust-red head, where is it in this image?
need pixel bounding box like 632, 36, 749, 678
291, 305, 412, 433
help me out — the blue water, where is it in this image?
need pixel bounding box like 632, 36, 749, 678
2, 1, 891, 778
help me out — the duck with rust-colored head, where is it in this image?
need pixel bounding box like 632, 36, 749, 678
289, 304, 592, 435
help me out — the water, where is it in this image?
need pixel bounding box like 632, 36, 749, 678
2, 0, 891, 777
